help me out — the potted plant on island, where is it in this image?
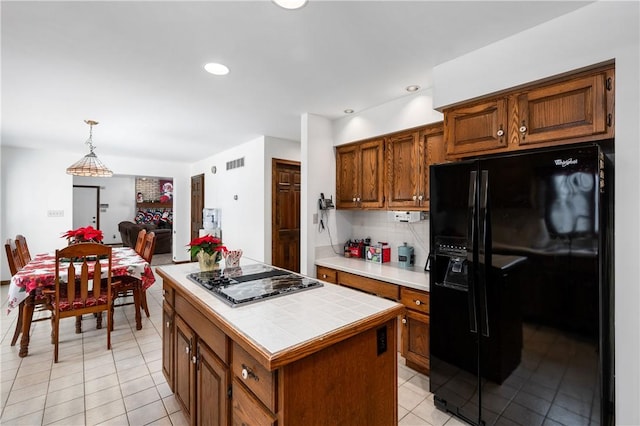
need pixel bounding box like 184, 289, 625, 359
188, 235, 227, 272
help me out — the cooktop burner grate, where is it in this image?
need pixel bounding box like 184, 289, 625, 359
187, 265, 322, 307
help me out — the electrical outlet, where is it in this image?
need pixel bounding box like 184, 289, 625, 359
47, 210, 64, 217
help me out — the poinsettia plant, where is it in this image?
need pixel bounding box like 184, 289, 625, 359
61, 225, 104, 243
187, 235, 227, 260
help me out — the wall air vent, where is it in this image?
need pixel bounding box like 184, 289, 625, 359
226, 157, 245, 171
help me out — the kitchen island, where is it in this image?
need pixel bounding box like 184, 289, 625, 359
157, 261, 404, 425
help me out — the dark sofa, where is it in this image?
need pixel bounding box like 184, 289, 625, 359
118, 221, 172, 254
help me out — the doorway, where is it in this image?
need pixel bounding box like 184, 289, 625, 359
271, 159, 301, 272
73, 185, 100, 229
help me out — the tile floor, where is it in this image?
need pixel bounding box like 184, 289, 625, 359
0, 267, 466, 425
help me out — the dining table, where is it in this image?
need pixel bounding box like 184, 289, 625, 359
7, 246, 156, 357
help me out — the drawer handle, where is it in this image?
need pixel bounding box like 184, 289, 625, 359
185, 346, 190, 354
402, 318, 407, 324
241, 364, 259, 382
322, 274, 328, 279
166, 321, 170, 328
414, 299, 423, 306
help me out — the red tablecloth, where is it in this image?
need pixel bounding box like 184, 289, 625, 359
7, 247, 155, 313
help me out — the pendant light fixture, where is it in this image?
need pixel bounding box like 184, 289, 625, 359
66, 120, 113, 177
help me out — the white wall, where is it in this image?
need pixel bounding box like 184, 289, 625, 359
0, 146, 191, 279
432, 2, 639, 424
72, 175, 136, 245
191, 136, 300, 265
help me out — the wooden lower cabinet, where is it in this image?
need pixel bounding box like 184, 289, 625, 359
162, 301, 174, 391
175, 316, 196, 422
197, 343, 229, 426
402, 310, 430, 375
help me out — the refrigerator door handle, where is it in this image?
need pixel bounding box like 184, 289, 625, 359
467, 171, 478, 334
479, 170, 490, 337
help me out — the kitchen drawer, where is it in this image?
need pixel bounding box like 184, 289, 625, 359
231, 379, 276, 426
401, 287, 429, 314
163, 283, 174, 307
316, 266, 337, 284
232, 342, 276, 412
338, 271, 399, 300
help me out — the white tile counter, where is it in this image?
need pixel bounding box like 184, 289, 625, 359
315, 256, 430, 292
156, 261, 403, 357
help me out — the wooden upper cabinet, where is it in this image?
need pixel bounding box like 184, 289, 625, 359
335, 138, 384, 209
387, 122, 445, 210
387, 130, 420, 209
444, 65, 615, 159
445, 98, 509, 158
421, 125, 445, 211
515, 69, 613, 147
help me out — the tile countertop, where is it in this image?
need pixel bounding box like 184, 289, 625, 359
315, 256, 430, 292
156, 261, 404, 357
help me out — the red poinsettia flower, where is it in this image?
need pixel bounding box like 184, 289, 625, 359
61, 226, 104, 243
187, 235, 227, 258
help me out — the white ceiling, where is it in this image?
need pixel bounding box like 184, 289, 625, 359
1, 1, 591, 163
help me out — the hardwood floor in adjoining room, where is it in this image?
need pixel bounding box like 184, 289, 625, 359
0, 268, 465, 425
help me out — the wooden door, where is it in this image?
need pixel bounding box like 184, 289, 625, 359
335, 144, 360, 208
515, 70, 612, 147
358, 138, 385, 208
73, 185, 100, 229
387, 131, 420, 209
272, 159, 301, 273
445, 97, 509, 158
162, 302, 175, 392
191, 174, 205, 244
175, 316, 196, 424
422, 125, 445, 211
197, 342, 229, 426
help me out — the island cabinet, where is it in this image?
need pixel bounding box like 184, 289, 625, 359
159, 265, 403, 426
444, 64, 615, 159
386, 123, 445, 211
335, 138, 385, 209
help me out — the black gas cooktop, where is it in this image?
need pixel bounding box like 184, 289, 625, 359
187, 264, 323, 307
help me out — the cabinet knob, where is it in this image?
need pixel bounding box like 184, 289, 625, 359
418, 194, 423, 201
352, 197, 357, 202
356, 197, 361, 202
413, 195, 417, 201
519, 120, 527, 136
322, 274, 328, 279
192, 355, 197, 364
241, 364, 259, 381
402, 318, 407, 324
415, 299, 422, 306
166, 321, 170, 328
497, 126, 505, 138
185, 346, 190, 354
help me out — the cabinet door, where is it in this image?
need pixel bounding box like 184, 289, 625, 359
175, 316, 196, 424
358, 139, 385, 208
387, 130, 420, 209
335, 144, 360, 208
445, 98, 509, 158
402, 310, 430, 374
516, 70, 613, 146
421, 125, 445, 211
162, 301, 174, 391
197, 342, 229, 426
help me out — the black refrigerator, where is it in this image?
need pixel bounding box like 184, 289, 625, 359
429, 144, 614, 426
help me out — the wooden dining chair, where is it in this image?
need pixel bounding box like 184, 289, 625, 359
111, 232, 156, 330
15, 234, 32, 265
48, 243, 114, 363
5, 238, 52, 347
133, 229, 147, 254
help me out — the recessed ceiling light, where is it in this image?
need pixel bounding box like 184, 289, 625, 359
405, 85, 420, 92
273, 0, 308, 10
344, 109, 354, 114
204, 63, 230, 76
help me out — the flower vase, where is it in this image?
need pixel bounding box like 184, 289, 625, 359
197, 251, 220, 272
